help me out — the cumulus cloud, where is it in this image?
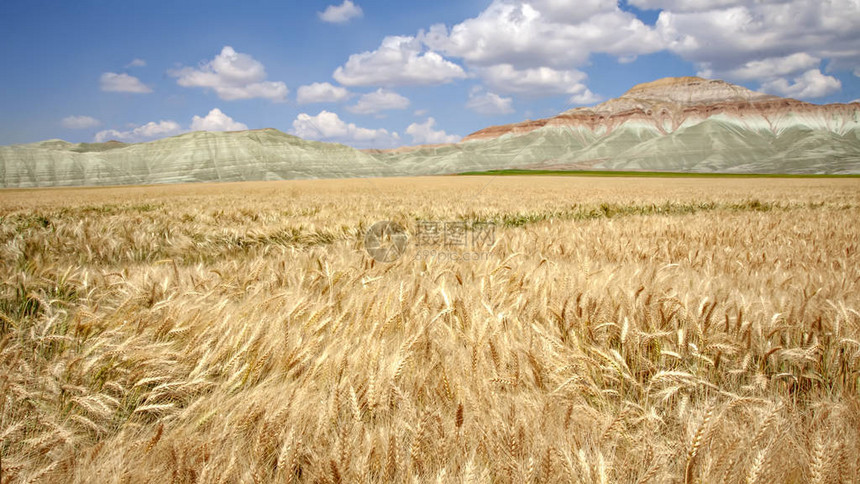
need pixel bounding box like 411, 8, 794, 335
347, 89, 410, 114
717, 53, 821, 81
94, 120, 183, 143
100, 72, 152, 93
527, 0, 620, 23
127, 58, 147, 68
318, 0, 363, 23
760, 69, 842, 99
477, 64, 600, 104
696, 52, 842, 100
189, 108, 248, 132
297, 82, 352, 104
423, 1, 663, 69
325, 0, 858, 103
412, 0, 664, 99
61, 115, 101, 129
569, 90, 602, 105
406, 118, 460, 145
333, 36, 468, 86
93, 109, 248, 143
415, 0, 859, 100
291, 110, 400, 148
629, 0, 748, 12
655, 1, 860, 87
170, 46, 288, 101
466, 88, 514, 115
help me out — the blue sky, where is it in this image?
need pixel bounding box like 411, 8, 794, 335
1, 0, 858, 148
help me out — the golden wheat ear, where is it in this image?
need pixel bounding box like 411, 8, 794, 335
2, 178, 859, 482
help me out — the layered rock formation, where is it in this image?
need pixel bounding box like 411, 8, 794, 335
2, 77, 858, 187
0, 129, 390, 188
447, 77, 860, 174
465, 77, 858, 140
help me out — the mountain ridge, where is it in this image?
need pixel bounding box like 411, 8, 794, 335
2, 77, 859, 187
0, 128, 391, 187
370, 77, 859, 176
463, 77, 859, 141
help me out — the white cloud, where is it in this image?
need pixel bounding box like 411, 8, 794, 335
629, 0, 748, 12
478, 64, 583, 94
323, 0, 858, 108
466, 88, 514, 115
720, 53, 821, 81
412, 0, 665, 101
189, 108, 248, 132
170, 46, 288, 101
94, 120, 183, 143
655, 2, 860, 85
527, 0, 620, 24
297, 82, 352, 104
92, 109, 247, 143
477, 64, 600, 103
406, 118, 460, 145
61, 115, 101, 129
100, 72, 152, 93
760, 69, 842, 99
412, 0, 860, 100
291, 110, 400, 148
210, 82, 288, 101
333, 35, 468, 86
318, 0, 363, 23
347, 88, 410, 114
127, 58, 147, 68
423, 1, 663, 69
569, 90, 602, 105
414, 109, 428, 116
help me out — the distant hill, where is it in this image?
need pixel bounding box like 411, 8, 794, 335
0, 129, 389, 187
375, 77, 860, 175
2, 77, 859, 187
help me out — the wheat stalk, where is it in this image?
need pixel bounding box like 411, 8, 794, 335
1, 177, 858, 482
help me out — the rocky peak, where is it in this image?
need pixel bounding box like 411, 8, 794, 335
562, 76, 782, 117
464, 76, 854, 142
622, 77, 777, 104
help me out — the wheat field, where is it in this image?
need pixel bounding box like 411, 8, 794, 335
1, 176, 859, 483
